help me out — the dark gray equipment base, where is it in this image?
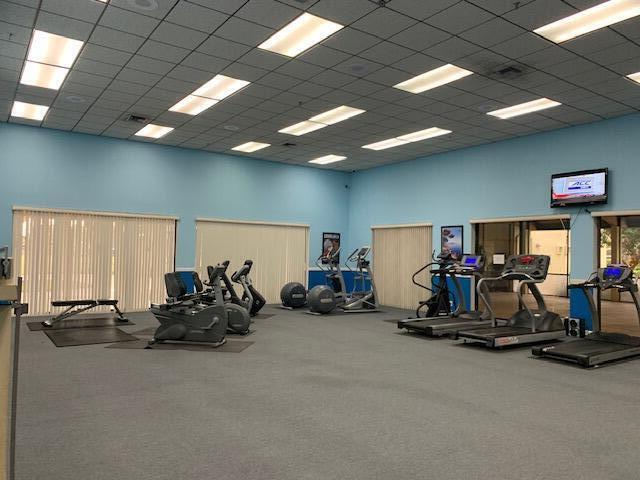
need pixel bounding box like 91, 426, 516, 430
253, 313, 274, 320
455, 325, 565, 347
399, 316, 493, 337
532, 332, 640, 367
43, 327, 138, 347
28, 317, 134, 331
106, 339, 254, 352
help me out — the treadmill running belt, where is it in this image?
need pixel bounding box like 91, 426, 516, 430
458, 326, 534, 339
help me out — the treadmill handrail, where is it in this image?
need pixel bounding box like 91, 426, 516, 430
477, 272, 543, 327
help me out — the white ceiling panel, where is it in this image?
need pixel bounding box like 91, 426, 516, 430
166, 1, 229, 33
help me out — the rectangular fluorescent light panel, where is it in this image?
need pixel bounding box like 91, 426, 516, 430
232, 142, 271, 153
394, 64, 473, 94
27, 30, 84, 68
363, 127, 451, 151
309, 155, 346, 165
192, 75, 250, 100
134, 124, 174, 139
487, 98, 562, 119
534, 0, 640, 43
309, 106, 366, 125
169, 95, 218, 115
281, 105, 366, 136
259, 13, 344, 57
20, 61, 69, 90
11, 101, 49, 121
627, 72, 640, 84
279, 120, 326, 136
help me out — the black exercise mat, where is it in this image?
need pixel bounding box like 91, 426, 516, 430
43, 327, 138, 347
253, 313, 274, 320
106, 339, 254, 352
28, 317, 134, 331
132, 326, 254, 337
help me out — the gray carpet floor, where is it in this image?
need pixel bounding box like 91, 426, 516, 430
14, 306, 640, 480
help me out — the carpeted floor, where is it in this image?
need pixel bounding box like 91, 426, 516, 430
14, 305, 640, 480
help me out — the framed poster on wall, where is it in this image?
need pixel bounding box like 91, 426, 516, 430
322, 232, 341, 262
441, 226, 463, 260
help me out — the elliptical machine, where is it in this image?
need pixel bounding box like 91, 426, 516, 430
341, 246, 379, 312
148, 265, 230, 347
307, 246, 346, 314
231, 260, 266, 316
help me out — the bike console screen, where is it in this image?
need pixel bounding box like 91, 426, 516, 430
502, 255, 550, 281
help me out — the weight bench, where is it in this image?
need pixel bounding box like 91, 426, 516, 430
42, 299, 128, 327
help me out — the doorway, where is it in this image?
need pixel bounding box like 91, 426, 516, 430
474, 218, 570, 319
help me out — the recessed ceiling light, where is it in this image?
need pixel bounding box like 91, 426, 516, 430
258, 12, 344, 57
627, 72, 640, 84
11, 101, 49, 121
20, 61, 69, 90
232, 141, 271, 153
27, 30, 84, 68
134, 124, 174, 139
394, 64, 473, 94
127, 0, 158, 10
223, 125, 240, 131
397, 127, 452, 142
279, 120, 325, 136
487, 98, 561, 119
534, 0, 640, 43
169, 95, 218, 115
193, 75, 250, 100
309, 106, 366, 125
309, 154, 346, 165
362, 127, 452, 151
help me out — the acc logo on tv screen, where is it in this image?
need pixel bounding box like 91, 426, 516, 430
567, 178, 593, 191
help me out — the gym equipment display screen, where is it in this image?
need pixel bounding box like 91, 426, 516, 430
550, 168, 608, 207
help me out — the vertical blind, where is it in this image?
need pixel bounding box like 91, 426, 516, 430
372, 224, 432, 309
12, 208, 176, 315
195, 219, 308, 303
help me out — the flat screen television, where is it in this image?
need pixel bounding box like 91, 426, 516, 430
550, 168, 608, 208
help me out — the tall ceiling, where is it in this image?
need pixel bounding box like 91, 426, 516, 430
2, 0, 640, 171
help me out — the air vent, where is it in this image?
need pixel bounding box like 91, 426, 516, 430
494, 65, 525, 79
123, 114, 149, 124
282, 142, 297, 147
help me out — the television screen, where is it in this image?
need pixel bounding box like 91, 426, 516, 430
551, 168, 608, 207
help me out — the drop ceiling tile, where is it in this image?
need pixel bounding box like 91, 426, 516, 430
99, 5, 161, 36
138, 39, 190, 62
465, 0, 535, 15
82, 44, 132, 66
387, 0, 458, 20
460, 17, 525, 48
109, 79, 151, 95
90, 26, 146, 53
74, 58, 120, 78
423, 36, 482, 62
364, 66, 411, 86
340, 78, 386, 96
391, 53, 443, 76
215, 17, 274, 47
180, 51, 230, 73
154, 76, 199, 93
0, 55, 21, 72
187, 0, 247, 15
166, 0, 229, 33
332, 56, 384, 78
389, 23, 450, 52
235, 0, 301, 29
358, 41, 414, 65
1, 0, 37, 27
351, 8, 417, 39
116, 67, 162, 87
590, 44, 640, 67
165, 64, 213, 84
150, 21, 209, 49
0, 67, 18, 83
491, 32, 553, 59
323, 27, 381, 55
197, 36, 252, 61
311, 69, 354, 88
242, 83, 282, 99
611, 18, 640, 41
43, 117, 77, 130
308, 0, 376, 24
275, 60, 325, 81
221, 62, 269, 82
126, 55, 175, 75
503, 0, 576, 30
256, 71, 300, 90
0, 39, 28, 60
109, 0, 179, 19
318, 89, 360, 104
36, 11, 94, 40
299, 45, 350, 69
66, 70, 112, 89
238, 48, 289, 70
98, 89, 141, 105
563, 29, 626, 56
426, 2, 494, 34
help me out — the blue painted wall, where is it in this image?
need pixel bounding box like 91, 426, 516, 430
347, 114, 640, 280
0, 123, 350, 268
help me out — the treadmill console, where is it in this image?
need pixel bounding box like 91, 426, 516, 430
502, 255, 550, 281
598, 264, 634, 289
456, 255, 484, 273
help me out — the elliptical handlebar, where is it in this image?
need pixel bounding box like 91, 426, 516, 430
316, 245, 341, 270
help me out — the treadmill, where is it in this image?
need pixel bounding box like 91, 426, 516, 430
532, 265, 640, 367
453, 254, 565, 348
398, 255, 494, 337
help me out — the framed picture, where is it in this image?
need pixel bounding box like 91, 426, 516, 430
322, 232, 341, 262
441, 226, 463, 260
